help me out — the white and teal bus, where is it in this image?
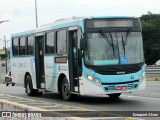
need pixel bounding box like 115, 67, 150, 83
11, 16, 145, 100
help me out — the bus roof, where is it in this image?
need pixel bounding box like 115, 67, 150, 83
11, 16, 134, 37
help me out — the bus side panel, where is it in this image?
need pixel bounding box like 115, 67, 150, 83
11, 57, 37, 88
30, 57, 37, 89
55, 61, 69, 92
44, 56, 69, 92
11, 58, 21, 86
44, 56, 54, 91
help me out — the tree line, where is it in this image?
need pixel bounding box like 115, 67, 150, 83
140, 12, 160, 65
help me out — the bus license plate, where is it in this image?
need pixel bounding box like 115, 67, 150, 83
116, 86, 127, 90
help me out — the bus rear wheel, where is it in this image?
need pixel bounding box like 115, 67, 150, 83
26, 75, 36, 96
26, 75, 42, 96
108, 93, 121, 98
61, 77, 74, 101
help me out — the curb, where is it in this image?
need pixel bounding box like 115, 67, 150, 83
0, 94, 85, 120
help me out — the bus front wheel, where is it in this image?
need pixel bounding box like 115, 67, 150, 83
61, 77, 73, 101
108, 93, 121, 98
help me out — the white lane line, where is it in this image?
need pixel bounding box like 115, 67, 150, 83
122, 95, 160, 101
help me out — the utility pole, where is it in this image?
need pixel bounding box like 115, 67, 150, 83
4, 35, 7, 74
35, 0, 38, 28
0, 20, 9, 73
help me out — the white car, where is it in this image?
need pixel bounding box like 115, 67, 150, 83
5, 71, 15, 86
1, 61, 6, 66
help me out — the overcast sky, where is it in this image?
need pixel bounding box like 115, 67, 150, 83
0, 0, 160, 49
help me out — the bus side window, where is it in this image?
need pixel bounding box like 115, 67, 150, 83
12, 38, 19, 56
56, 30, 66, 54
27, 36, 34, 55
19, 37, 26, 56
45, 32, 54, 54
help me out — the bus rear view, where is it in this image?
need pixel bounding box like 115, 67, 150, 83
81, 17, 145, 98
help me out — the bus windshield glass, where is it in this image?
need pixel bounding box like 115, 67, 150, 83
84, 32, 144, 66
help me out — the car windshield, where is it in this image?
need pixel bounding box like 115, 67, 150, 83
84, 32, 144, 66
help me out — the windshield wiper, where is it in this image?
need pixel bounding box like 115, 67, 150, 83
123, 29, 131, 46
126, 28, 131, 37
98, 29, 115, 56
121, 29, 131, 56
109, 33, 115, 57
121, 35, 126, 56
98, 29, 112, 46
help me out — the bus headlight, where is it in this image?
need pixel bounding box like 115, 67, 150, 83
87, 75, 94, 81
139, 72, 145, 81
86, 74, 101, 85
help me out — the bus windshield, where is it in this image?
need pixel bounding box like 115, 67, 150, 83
84, 32, 144, 66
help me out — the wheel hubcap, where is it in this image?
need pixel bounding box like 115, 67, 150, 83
27, 82, 30, 93
63, 83, 69, 96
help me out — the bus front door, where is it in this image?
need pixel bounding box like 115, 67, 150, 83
35, 35, 45, 89
68, 30, 80, 93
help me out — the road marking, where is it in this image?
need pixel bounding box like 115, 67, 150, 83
0, 93, 148, 119
0, 93, 92, 111
122, 95, 160, 101
44, 102, 53, 106
62, 105, 71, 109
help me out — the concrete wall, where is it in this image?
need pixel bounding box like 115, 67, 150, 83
0, 99, 82, 120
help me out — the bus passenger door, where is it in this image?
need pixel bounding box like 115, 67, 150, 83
68, 29, 81, 93
35, 35, 45, 89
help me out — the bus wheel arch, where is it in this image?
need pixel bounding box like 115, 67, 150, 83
58, 73, 66, 94
24, 73, 42, 96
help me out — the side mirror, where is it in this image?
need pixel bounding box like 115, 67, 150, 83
80, 38, 85, 51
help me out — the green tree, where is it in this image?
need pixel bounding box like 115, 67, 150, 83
140, 12, 160, 64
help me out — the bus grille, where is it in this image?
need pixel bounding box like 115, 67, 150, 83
86, 63, 144, 75
104, 81, 139, 91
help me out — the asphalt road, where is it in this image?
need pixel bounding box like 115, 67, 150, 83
1, 62, 160, 119
0, 81, 160, 112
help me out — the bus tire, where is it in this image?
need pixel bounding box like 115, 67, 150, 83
61, 77, 73, 101
35, 91, 43, 96
108, 93, 121, 98
26, 75, 36, 96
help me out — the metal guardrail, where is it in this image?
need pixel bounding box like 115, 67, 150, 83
145, 66, 160, 74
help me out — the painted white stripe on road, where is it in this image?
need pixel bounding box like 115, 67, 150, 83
122, 95, 160, 101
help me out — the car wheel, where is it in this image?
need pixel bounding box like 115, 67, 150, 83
26, 75, 36, 96
108, 93, 121, 98
5, 80, 9, 86
61, 77, 75, 101
12, 83, 15, 86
